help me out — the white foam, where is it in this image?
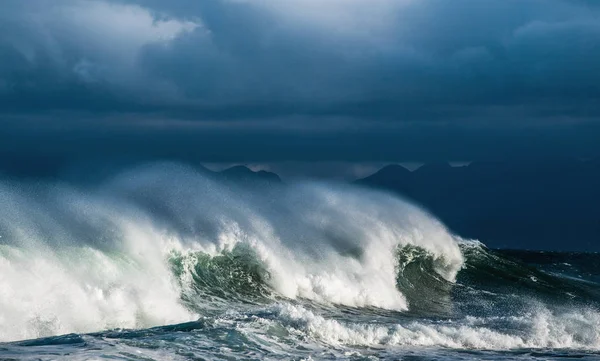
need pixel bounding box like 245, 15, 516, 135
252, 184, 464, 310
274, 303, 600, 350
0, 185, 195, 341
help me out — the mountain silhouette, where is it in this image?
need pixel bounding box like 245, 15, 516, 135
219, 165, 282, 185
357, 159, 600, 251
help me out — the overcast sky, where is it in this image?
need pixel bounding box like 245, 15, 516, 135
1, 0, 599, 174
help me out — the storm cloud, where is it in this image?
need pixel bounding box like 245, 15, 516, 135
0, 0, 599, 165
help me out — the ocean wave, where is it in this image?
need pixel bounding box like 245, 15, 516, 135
2, 162, 599, 353
0, 163, 463, 341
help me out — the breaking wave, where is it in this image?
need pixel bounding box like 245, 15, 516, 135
0, 163, 463, 341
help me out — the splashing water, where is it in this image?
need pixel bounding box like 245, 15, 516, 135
0, 163, 599, 360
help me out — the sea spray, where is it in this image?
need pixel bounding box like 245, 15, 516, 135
0, 163, 463, 341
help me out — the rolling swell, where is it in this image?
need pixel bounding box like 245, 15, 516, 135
457, 241, 600, 307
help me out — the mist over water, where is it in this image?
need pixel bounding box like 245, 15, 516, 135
0, 163, 599, 360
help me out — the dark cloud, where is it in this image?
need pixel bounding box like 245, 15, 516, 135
0, 0, 599, 165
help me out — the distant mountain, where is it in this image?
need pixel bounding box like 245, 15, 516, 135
357, 159, 600, 251
219, 165, 282, 185
357, 164, 412, 190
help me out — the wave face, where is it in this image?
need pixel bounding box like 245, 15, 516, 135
0, 163, 599, 360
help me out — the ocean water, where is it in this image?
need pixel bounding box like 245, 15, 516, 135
0, 163, 599, 360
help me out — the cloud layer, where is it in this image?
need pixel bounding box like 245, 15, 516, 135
0, 0, 599, 164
